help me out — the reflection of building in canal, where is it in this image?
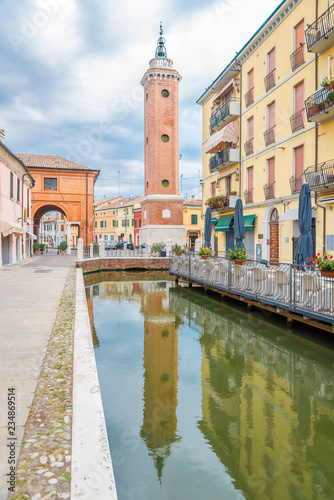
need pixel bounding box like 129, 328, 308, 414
85, 286, 99, 348
170, 288, 334, 499
140, 281, 180, 481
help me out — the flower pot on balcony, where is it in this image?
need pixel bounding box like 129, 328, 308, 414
201, 255, 210, 260
233, 259, 246, 265
308, 105, 320, 116
321, 270, 334, 278
229, 194, 238, 208
326, 82, 334, 91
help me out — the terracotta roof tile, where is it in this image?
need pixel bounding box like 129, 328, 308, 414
183, 198, 202, 207
15, 153, 98, 171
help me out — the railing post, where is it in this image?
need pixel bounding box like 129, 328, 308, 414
77, 238, 84, 260
189, 251, 191, 279
89, 243, 93, 258
289, 263, 293, 310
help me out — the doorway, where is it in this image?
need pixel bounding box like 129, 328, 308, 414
269, 208, 279, 263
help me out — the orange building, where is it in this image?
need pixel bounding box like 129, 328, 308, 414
17, 153, 99, 246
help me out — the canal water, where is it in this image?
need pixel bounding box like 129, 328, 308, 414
85, 271, 334, 500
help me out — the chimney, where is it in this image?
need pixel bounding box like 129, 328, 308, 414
0, 130, 4, 143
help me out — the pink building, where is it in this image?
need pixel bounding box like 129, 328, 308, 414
0, 132, 35, 266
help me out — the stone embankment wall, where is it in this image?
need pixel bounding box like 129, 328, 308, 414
76, 257, 169, 273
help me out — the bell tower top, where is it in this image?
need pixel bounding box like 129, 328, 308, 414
155, 22, 167, 58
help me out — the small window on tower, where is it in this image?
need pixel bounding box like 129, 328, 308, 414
146, 93, 148, 101
161, 134, 169, 143
161, 89, 169, 98
146, 137, 148, 144
162, 179, 169, 188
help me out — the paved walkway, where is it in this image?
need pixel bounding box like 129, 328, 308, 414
0, 254, 76, 500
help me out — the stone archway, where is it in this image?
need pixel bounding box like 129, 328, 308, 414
33, 204, 69, 246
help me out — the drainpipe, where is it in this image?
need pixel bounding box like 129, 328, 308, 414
238, 63, 242, 199
21, 173, 32, 257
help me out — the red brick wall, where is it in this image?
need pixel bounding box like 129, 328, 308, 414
141, 199, 183, 225
77, 257, 169, 273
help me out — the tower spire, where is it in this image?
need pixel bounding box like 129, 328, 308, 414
155, 21, 167, 58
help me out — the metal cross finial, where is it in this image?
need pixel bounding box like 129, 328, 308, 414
160, 22, 163, 36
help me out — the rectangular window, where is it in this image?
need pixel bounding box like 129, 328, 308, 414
44, 224, 47, 231
246, 166, 254, 204
265, 157, 275, 199
100, 221, 106, 228
291, 19, 304, 70
265, 102, 275, 145
10, 172, 14, 199
139, 219, 141, 228
27, 189, 30, 217
191, 214, 198, 225
44, 178, 57, 190
245, 68, 254, 107
95, 221, 97, 228
225, 176, 231, 192
132, 219, 134, 226
291, 81, 304, 132
293, 145, 304, 193
245, 117, 254, 155
265, 48, 275, 91
61, 225, 64, 232
211, 181, 216, 198
17, 178, 20, 202
134, 220, 137, 228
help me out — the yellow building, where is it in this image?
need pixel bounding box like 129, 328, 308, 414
183, 198, 203, 249
112, 195, 144, 244
93, 196, 124, 243
198, 0, 334, 262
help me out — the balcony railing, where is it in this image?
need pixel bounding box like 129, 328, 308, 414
244, 138, 254, 156
263, 181, 275, 200
244, 88, 254, 107
210, 97, 240, 133
209, 148, 239, 173
264, 126, 275, 146
305, 3, 334, 53
304, 160, 334, 190
290, 44, 304, 71
244, 188, 253, 204
264, 69, 275, 92
290, 109, 304, 132
305, 86, 334, 123
289, 174, 303, 194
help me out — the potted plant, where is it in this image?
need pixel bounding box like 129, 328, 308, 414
151, 242, 166, 257
199, 247, 214, 259
308, 104, 320, 116
33, 242, 41, 254
312, 252, 334, 277
58, 241, 68, 254
326, 90, 334, 106
227, 247, 248, 265
172, 244, 185, 256
321, 76, 334, 90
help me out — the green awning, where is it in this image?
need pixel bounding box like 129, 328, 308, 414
232, 214, 256, 231
211, 217, 217, 225
215, 214, 233, 232
244, 214, 256, 231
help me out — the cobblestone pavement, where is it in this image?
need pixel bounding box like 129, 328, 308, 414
0, 255, 76, 500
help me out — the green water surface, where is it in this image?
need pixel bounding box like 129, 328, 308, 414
85, 272, 334, 500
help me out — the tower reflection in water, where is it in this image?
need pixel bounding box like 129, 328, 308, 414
170, 287, 334, 500
139, 281, 181, 481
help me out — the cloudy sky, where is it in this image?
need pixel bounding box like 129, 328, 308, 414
0, 0, 280, 199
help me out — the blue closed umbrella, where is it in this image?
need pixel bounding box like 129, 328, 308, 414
295, 183, 313, 265
204, 207, 212, 248
234, 198, 245, 249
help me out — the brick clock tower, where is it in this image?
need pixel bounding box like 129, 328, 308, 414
140, 25, 186, 246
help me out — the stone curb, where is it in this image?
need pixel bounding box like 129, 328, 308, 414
71, 269, 117, 499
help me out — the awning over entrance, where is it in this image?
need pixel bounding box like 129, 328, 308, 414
244, 214, 256, 231
211, 217, 217, 225
280, 208, 316, 221
215, 214, 233, 232
0, 219, 24, 237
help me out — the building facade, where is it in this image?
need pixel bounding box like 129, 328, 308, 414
0, 135, 35, 266
40, 212, 66, 247
198, 0, 334, 262
183, 198, 203, 249
140, 25, 186, 246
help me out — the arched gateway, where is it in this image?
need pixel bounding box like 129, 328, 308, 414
16, 154, 99, 246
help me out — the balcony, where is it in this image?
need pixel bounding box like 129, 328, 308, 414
209, 148, 239, 173
244, 188, 253, 204
264, 126, 275, 147
305, 4, 334, 53
290, 109, 304, 132
263, 181, 275, 200
206, 192, 238, 212
290, 44, 305, 71
289, 174, 303, 194
304, 160, 334, 191
210, 98, 240, 133
264, 69, 275, 92
244, 138, 254, 156
305, 86, 334, 123
244, 88, 254, 108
